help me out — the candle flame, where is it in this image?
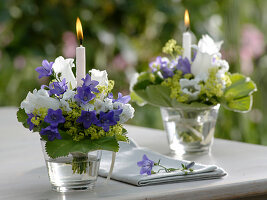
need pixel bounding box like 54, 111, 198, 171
76, 17, 83, 44
184, 9, 190, 28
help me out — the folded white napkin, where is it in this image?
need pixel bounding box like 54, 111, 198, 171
99, 140, 226, 186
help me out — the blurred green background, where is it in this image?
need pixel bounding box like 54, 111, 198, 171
0, 0, 266, 145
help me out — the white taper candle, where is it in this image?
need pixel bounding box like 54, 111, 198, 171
183, 9, 191, 61
76, 45, 86, 86
76, 17, 86, 87
183, 32, 191, 61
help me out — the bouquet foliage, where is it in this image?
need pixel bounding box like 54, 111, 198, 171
132, 35, 257, 112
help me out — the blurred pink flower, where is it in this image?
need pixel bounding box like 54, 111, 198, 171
240, 25, 265, 75
14, 55, 26, 70
111, 54, 128, 71
62, 31, 77, 58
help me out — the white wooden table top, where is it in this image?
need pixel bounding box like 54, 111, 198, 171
1, 107, 267, 200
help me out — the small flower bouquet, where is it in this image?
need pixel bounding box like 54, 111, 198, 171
132, 35, 257, 153
17, 56, 134, 191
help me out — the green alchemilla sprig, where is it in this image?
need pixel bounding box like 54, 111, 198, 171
162, 39, 183, 57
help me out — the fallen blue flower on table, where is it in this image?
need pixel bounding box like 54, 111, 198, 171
137, 154, 195, 175
137, 154, 154, 175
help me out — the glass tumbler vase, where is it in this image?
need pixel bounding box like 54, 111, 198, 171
41, 140, 102, 192
160, 104, 220, 155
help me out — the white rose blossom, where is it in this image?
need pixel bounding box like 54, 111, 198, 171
89, 69, 108, 87
59, 90, 76, 112
81, 103, 94, 112
113, 102, 135, 123
213, 57, 229, 72
60, 99, 71, 112
104, 98, 114, 111
62, 90, 76, 101
93, 98, 113, 113
191, 35, 224, 77
21, 89, 60, 114
52, 56, 77, 89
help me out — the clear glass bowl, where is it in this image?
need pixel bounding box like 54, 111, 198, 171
160, 104, 220, 155
41, 139, 102, 192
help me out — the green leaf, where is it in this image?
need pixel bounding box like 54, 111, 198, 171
134, 85, 213, 109
17, 108, 28, 122
115, 127, 128, 142
168, 168, 177, 172
115, 134, 128, 142
122, 127, 127, 134
133, 79, 152, 90
221, 73, 257, 112
45, 136, 119, 159
146, 85, 173, 107
134, 85, 172, 107
223, 95, 253, 113
228, 73, 246, 84
224, 73, 257, 100
133, 72, 163, 91
130, 91, 146, 106
137, 72, 153, 82
17, 108, 29, 128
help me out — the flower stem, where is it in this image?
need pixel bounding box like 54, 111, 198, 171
106, 152, 116, 183
157, 164, 170, 173
71, 152, 88, 174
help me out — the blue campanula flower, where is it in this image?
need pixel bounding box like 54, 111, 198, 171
74, 86, 96, 105
149, 57, 160, 72
42, 78, 68, 96
108, 92, 131, 104
149, 56, 169, 73
40, 126, 61, 141
113, 108, 123, 122
44, 108, 65, 127
107, 93, 114, 101
35, 60, 53, 79
49, 78, 68, 96
160, 66, 174, 78
185, 161, 195, 169
137, 154, 154, 175
82, 74, 99, 93
76, 110, 98, 129
95, 111, 118, 132
176, 57, 191, 74
74, 74, 99, 104
27, 113, 35, 131
169, 59, 178, 68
